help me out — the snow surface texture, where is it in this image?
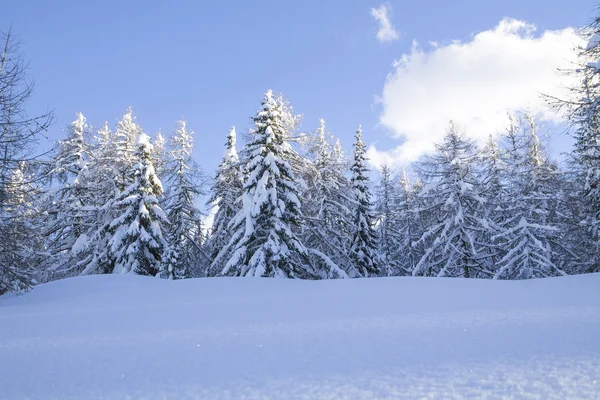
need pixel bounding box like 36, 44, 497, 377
1, 274, 599, 400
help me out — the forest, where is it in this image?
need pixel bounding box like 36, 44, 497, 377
1, 16, 599, 295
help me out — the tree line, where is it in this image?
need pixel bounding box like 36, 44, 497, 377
1, 15, 599, 293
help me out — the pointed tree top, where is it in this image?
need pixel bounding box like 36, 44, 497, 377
137, 132, 152, 149
400, 168, 410, 189
263, 89, 276, 108
223, 126, 239, 163
227, 126, 236, 146
73, 112, 86, 129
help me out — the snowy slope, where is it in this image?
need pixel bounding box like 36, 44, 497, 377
1, 275, 599, 400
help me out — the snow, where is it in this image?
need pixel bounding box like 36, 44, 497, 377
1, 274, 599, 399
586, 33, 600, 51
136, 132, 152, 148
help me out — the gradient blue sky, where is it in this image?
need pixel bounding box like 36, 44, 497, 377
1, 0, 597, 173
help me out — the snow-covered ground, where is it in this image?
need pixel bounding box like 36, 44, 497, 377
1, 274, 599, 399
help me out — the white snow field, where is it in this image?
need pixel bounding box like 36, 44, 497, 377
1, 274, 599, 400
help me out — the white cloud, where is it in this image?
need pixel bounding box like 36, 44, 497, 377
370, 18, 583, 169
371, 4, 399, 43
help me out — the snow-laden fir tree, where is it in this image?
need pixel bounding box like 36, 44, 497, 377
477, 132, 508, 272
160, 120, 205, 279
413, 122, 490, 278
113, 108, 141, 191
152, 130, 168, 179
206, 126, 244, 276
108, 132, 169, 276
492, 114, 567, 279
61, 122, 118, 276
394, 169, 420, 275
43, 114, 90, 277
549, 19, 600, 272
374, 164, 403, 276
86, 122, 118, 207
221, 90, 314, 278
0, 161, 42, 293
72, 113, 143, 275
349, 125, 380, 278
53, 113, 87, 183
300, 119, 352, 279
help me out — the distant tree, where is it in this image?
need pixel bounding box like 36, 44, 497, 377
152, 130, 168, 179
160, 120, 205, 279
493, 114, 567, 279
206, 126, 244, 276
300, 119, 352, 279
395, 170, 421, 275
43, 114, 90, 277
349, 125, 380, 277
413, 122, 490, 278
374, 164, 402, 276
113, 108, 141, 191
477, 132, 508, 273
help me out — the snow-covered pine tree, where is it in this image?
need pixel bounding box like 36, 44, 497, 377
374, 163, 403, 276
108, 132, 169, 276
395, 169, 420, 275
206, 126, 244, 276
0, 161, 42, 293
300, 119, 352, 279
42, 114, 91, 277
413, 122, 490, 278
349, 125, 380, 278
71, 113, 142, 276
476, 133, 508, 273
493, 114, 567, 279
113, 108, 141, 192
54, 113, 87, 183
152, 130, 168, 179
160, 120, 205, 279
86, 122, 118, 207
549, 19, 600, 272
56, 121, 118, 276
221, 90, 314, 278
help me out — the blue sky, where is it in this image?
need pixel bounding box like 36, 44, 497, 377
1, 0, 597, 173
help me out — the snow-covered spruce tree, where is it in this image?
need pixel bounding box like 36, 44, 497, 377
107, 132, 169, 276
300, 119, 352, 279
86, 122, 119, 207
152, 130, 168, 179
0, 30, 53, 294
476, 132, 509, 272
493, 114, 567, 279
0, 162, 43, 293
113, 108, 141, 191
394, 169, 421, 275
160, 120, 205, 279
52, 121, 118, 276
71, 113, 143, 275
349, 125, 380, 278
413, 122, 491, 278
42, 114, 91, 277
206, 126, 244, 276
374, 163, 403, 276
548, 19, 600, 272
221, 90, 314, 278
54, 113, 87, 183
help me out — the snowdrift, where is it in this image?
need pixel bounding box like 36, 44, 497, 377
1, 274, 599, 399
